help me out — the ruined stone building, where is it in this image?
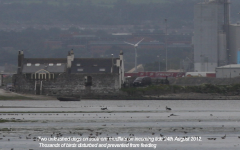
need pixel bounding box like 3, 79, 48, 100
13, 50, 125, 97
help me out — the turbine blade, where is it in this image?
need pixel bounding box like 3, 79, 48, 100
124, 41, 135, 46
136, 38, 144, 45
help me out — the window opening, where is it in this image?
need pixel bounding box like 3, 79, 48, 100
77, 68, 84, 71
99, 68, 106, 71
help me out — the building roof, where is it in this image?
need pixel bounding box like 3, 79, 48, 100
71, 58, 119, 74
198, 0, 222, 5
23, 58, 66, 64
22, 64, 66, 73
22, 58, 66, 73
20, 57, 122, 74
230, 24, 240, 27
216, 64, 240, 69
90, 41, 164, 45
112, 33, 132, 36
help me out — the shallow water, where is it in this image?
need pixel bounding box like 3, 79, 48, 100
0, 100, 240, 150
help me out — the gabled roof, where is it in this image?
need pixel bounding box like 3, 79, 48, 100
36, 69, 50, 74
23, 58, 66, 64
22, 58, 66, 73
71, 58, 119, 74
22, 64, 66, 73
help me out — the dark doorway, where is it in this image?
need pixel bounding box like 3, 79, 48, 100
84, 76, 92, 86
36, 83, 40, 95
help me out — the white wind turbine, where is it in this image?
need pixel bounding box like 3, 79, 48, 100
124, 38, 144, 72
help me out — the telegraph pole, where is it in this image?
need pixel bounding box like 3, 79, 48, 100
165, 19, 168, 71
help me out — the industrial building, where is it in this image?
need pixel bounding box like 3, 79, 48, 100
216, 64, 240, 78
193, 0, 230, 72
229, 24, 240, 64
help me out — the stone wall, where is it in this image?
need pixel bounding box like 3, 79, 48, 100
13, 74, 36, 94
13, 73, 121, 97
0, 74, 2, 86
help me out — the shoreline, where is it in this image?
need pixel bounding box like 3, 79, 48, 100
0, 88, 56, 100
1, 87, 240, 100
1, 90, 240, 100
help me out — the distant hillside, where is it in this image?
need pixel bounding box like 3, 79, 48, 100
0, 0, 239, 26
0, 0, 197, 26
2, 0, 194, 5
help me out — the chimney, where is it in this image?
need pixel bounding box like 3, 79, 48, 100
111, 54, 114, 73
70, 49, 74, 61
17, 50, 24, 74
67, 51, 72, 73
119, 50, 123, 60
119, 50, 125, 86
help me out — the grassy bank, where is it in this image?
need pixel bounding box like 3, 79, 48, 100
0, 95, 34, 100
2, 84, 240, 100
121, 84, 240, 97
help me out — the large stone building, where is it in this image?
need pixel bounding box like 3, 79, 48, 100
13, 50, 125, 97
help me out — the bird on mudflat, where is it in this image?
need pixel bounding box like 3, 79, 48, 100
207, 138, 216, 140
167, 114, 177, 117
101, 107, 108, 110
166, 106, 172, 111
221, 134, 226, 139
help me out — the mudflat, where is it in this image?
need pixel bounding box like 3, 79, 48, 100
0, 100, 239, 150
